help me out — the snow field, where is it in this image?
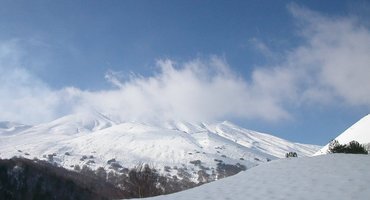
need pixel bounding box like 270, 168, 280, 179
146, 154, 370, 200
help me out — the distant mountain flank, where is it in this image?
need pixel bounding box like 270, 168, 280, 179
0, 112, 320, 184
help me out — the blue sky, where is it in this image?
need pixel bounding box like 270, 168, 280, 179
0, 0, 370, 145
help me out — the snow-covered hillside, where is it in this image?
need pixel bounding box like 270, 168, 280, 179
315, 114, 370, 155
0, 112, 320, 181
147, 154, 370, 200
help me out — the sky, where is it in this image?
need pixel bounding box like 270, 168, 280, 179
0, 0, 370, 145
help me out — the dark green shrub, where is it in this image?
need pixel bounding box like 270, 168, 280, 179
346, 141, 368, 154
328, 140, 368, 154
285, 152, 298, 158
328, 140, 346, 153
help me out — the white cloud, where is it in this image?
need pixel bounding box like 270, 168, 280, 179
286, 4, 370, 106
74, 57, 290, 122
1, 5, 369, 124
0, 40, 83, 124
0, 40, 60, 123
246, 4, 370, 109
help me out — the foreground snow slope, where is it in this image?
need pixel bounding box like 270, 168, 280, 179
147, 154, 370, 200
315, 114, 370, 155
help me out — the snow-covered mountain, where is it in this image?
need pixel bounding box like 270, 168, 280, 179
146, 154, 370, 200
314, 114, 370, 155
0, 112, 320, 181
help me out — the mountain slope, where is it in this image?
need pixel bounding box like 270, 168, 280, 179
314, 114, 370, 155
0, 113, 320, 182
204, 121, 319, 158
147, 154, 370, 200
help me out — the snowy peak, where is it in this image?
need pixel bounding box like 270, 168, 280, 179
314, 114, 370, 155
31, 112, 117, 135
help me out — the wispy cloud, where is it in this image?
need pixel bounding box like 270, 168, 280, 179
0, 40, 60, 124
248, 37, 278, 60
286, 3, 370, 106
76, 57, 290, 122
0, 5, 369, 124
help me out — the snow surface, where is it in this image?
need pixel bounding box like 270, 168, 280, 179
315, 114, 370, 155
145, 154, 370, 200
0, 112, 320, 179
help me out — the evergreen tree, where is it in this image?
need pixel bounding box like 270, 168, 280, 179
328, 140, 368, 154
328, 140, 346, 153
346, 141, 368, 154
285, 152, 298, 158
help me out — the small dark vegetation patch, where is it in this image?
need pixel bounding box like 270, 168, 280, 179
216, 162, 246, 179
86, 160, 95, 165
110, 162, 123, 171
164, 166, 172, 172
189, 160, 202, 166
285, 152, 298, 158
47, 154, 55, 162
80, 155, 88, 161
107, 158, 116, 164
328, 140, 368, 154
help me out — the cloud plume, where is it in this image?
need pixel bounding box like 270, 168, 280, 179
75, 57, 290, 122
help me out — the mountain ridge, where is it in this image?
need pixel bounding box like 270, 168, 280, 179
0, 113, 321, 182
